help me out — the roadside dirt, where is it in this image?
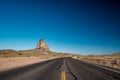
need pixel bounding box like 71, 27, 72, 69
0, 57, 47, 72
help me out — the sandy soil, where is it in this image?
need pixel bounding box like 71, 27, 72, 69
0, 57, 47, 72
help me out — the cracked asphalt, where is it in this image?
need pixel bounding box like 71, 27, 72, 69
0, 57, 120, 80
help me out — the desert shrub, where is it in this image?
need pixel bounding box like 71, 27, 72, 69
27, 55, 30, 57
53, 54, 56, 57
3, 52, 6, 55
18, 53, 22, 55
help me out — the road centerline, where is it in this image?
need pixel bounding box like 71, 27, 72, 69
61, 70, 66, 80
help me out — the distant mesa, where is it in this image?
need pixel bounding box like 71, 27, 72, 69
36, 39, 49, 51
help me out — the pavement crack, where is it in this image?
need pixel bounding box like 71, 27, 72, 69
65, 58, 78, 80
56, 58, 64, 72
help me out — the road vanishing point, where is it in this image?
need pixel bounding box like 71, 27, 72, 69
0, 57, 120, 80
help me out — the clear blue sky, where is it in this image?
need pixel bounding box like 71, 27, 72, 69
0, 0, 120, 55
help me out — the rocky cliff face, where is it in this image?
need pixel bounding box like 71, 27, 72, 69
36, 39, 49, 51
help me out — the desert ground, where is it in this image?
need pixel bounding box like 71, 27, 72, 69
0, 57, 47, 72
77, 54, 120, 70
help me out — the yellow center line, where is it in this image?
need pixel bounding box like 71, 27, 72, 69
61, 71, 66, 80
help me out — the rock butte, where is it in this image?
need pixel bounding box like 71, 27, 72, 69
18, 39, 50, 54
36, 39, 49, 51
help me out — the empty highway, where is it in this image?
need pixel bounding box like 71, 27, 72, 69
0, 57, 120, 80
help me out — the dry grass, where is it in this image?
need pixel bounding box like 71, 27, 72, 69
77, 53, 120, 70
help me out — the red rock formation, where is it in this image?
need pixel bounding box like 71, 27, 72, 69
36, 39, 49, 51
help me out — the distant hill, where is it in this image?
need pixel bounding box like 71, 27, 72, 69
0, 49, 19, 57
0, 50, 74, 58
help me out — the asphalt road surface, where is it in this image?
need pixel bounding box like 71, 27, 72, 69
0, 57, 120, 80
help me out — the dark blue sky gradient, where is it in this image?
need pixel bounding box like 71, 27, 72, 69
0, 0, 120, 55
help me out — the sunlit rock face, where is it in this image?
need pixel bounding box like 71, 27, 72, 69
36, 39, 49, 51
